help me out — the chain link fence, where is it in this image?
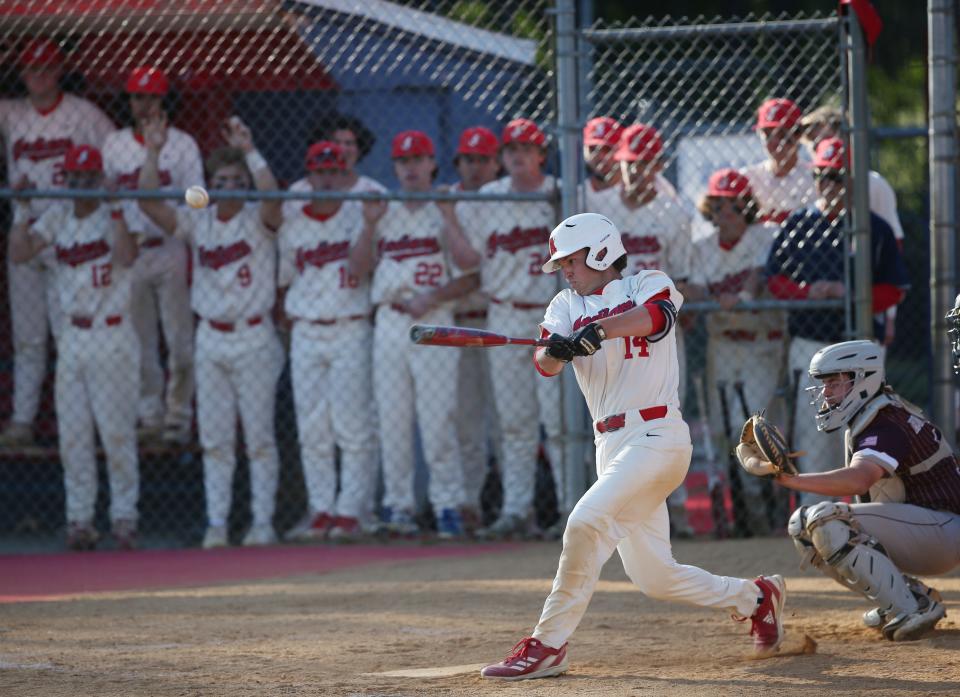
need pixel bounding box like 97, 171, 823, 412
0, 2, 925, 552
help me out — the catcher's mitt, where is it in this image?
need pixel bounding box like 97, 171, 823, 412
735, 411, 801, 478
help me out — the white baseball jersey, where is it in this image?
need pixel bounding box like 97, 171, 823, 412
601, 190, 692, 280
370, 202, 461, 305
540, 271, 683, 421
285, 174, 385, 219
278, 203, 371, 320
175, 204, 276, 321
583, 174, 678, 215
689, 223, 782, 337
740, 160, 817, 223
0, 94, 115, 221
102, 126, 203, 238
31, 203, 132, 320
457, 175, 557, 304
869, 170, 905, 241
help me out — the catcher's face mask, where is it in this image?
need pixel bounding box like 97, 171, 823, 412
806, 373, 855, 432
947, 299, 960, 375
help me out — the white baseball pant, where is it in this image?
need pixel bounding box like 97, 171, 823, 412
7, 249, 62, 425
195, 321, 284, 528
56, 321, 140, 524
532, 411, 761, 649
373, 304, 466, 514
486, 301, 565, 518
131, 239, 195, 429
456, 313, 496, 508
788, 336, 844, 505
291, 319, 378, 519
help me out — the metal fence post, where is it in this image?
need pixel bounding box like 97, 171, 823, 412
928, 0, 958, 438
844, 8, 873, 341
554, 0, 589, 512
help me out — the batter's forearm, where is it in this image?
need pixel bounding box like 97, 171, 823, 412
596, 305, 654, 339
534, 347, 565, 376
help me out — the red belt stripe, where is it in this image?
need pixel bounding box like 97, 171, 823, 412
595, 405, 668, 433
208, 315, 263, 332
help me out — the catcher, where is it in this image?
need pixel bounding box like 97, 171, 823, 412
737, 339, 960, 641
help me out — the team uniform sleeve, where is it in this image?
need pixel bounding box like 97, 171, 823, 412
173, 207, 198, 242
30, 205, 61, 245
869, 171, 905, 241
539, 291, 573, 337
848, 421, 903, 476
276, 225, 296, 288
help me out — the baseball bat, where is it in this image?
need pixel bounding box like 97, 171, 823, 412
717, 380, 751, 538
693, 373, 729, 539
409, 324, 551, 348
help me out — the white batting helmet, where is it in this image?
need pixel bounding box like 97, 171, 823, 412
541, 212, 626, 273
807, 340, 885, 432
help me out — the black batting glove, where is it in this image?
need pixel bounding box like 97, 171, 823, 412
569, 322, 606, 356
545, 333, 577, 363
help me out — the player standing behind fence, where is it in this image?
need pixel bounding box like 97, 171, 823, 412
102, 67, 201, 446
605, 122, 695, 537
741, 98, 817, 224
10, 145, 139, 551
278, 142, 377, 542
800, 105, 905, 347
138, 115, 285, 548
447, 126, 500, 530
686, 169, 781, 535
445, 118, 564, 540
349, 130, 474, 539
285, 113, 384, 220
0, 38, 115, 447
480, 213, 786, 681
765, 138, 908, 505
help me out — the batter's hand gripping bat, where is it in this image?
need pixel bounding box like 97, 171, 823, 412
410, 324, 552, 348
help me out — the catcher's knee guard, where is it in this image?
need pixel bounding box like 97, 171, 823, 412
792, 501, 919, 627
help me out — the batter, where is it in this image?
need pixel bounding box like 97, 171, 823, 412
481, 212, 786, 680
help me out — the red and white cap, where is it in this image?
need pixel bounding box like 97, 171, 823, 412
756, 98, 802, 130
583, 116, 623, 147
542, 212, 626, 273
502, 118, 546, 147
63, 145, 103, 173
391, 130, 435, 158
707, 168, 752, 198
305, 141, 347, 171
456, 126, 499, 157
20, 38, 64, 68
813, 137, 847, 170
614, 123, 663, 162
126, 67, 169, 96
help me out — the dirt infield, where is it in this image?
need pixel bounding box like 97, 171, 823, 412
1, 537, 958, 696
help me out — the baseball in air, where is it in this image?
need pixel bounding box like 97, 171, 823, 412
185, 185, 210, 209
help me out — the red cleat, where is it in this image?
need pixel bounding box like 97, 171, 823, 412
750, 575, 786, 654
480, 637, 569, 681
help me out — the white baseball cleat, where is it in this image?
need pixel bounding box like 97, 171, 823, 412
242, 524, 277, 547
480, 637, 569, 681
202, 525, 228, 549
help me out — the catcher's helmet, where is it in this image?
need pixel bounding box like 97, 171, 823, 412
807, 340, 885, 432
946, 293, 960, 375
541, 212, 626, 273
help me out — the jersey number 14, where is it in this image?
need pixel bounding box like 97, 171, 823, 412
623, 336, 649, 359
